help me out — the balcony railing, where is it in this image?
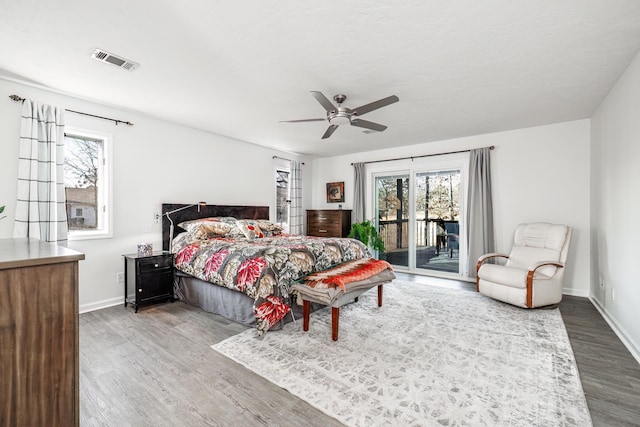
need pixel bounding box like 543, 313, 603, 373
379, 218, 458, 251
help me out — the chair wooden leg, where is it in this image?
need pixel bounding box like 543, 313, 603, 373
303, 300, 310, 332
377, 284, 383, 307
332, 307, 339, 341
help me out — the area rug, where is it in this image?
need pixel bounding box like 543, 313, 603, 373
212, 281, 592, 426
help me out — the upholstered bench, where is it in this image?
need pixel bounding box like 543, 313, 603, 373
291, 258, 395, 341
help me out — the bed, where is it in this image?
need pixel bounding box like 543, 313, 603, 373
162, 204, 369, 334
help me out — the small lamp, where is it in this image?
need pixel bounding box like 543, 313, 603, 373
164, 202, 206, 251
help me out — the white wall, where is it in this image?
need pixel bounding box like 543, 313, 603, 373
591, 50, 640, 359
311, 120, 591, 296
0, 78, 311, 311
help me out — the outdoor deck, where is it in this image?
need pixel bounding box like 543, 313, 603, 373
380, 245, 460, 273
378, 218, 460, 273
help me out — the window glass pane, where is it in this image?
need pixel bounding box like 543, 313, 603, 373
276, 170, 290, 232
415, 170, 461, 273
64, 134, 102, 232
375, 174, 410, 267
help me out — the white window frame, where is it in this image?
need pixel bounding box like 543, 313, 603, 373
64, 127, 113, 240
274, 166, 291, 233
366, 153, 469, 279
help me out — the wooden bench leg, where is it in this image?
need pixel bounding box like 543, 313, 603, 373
332, 307, 339, 341
303, 300, 310, 332
378, 284, 383, 307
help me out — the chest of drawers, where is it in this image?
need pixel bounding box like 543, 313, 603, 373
306, 209, 352, 238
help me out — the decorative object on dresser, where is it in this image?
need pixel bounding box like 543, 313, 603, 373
306, 209, 352, 238
0, 238, 84, 427
326, 181, 345, 203
123, 251, 174, 312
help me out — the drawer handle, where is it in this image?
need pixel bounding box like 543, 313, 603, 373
138, 288, 143, 292
318, 217, 327, 220
154, 263, 159, 267
318, 229, 327, 233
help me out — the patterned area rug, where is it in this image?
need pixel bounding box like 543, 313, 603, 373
212, 281, 592, 426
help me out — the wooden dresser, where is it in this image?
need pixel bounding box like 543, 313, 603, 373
306, 209, 352, 238
0, 238, 84, 427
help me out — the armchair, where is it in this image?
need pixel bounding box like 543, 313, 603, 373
476, 222, 572, 308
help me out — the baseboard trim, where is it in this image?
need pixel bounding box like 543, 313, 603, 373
562, 287, 590, 297
589, 296, 640, 365
80, 296, 123, 314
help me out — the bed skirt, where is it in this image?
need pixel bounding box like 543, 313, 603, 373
173, 272, 322, 329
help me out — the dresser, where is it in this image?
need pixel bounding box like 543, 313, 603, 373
0, 238, 84, 427
306, 209, 352, 238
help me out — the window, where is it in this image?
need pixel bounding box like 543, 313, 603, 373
276, 169, 290, 233
63, 129, 112, 239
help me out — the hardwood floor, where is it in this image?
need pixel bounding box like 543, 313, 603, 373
80, 274, 640, 426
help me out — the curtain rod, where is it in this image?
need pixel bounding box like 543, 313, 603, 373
272, 155, 305, 165
350, 145, 494, 165
9, 95, 134, 126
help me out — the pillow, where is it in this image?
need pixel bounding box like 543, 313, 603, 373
177, 217, 239, 239
236, 219, 265, 240
253, 219, 284, 236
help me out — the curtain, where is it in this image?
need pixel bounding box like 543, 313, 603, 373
289, 160, 303, 234
13, 99, 68, 244
466, 147, 495, 277
353, 162, 366, 223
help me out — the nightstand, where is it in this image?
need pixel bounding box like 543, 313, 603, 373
123, 251, 174, 312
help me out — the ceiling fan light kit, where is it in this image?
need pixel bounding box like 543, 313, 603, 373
281, 91, 399, 139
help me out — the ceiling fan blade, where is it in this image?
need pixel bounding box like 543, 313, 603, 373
280, 118, 326, 123
351, 119, 388, 132
321, 125, 339, 139
352, 95, 399, 116
311, 91, 337, 112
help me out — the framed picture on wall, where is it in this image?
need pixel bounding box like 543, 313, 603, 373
326, 182, 345, 203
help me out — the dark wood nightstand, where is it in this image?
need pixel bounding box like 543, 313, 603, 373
123, 251, 174, 312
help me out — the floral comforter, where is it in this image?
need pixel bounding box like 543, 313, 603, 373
172, 233, 369, 334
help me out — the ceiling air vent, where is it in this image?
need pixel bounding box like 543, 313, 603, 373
90, 48, 139, 71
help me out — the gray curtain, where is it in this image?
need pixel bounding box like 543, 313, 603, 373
289, 160, 303, 234
13, 99, 68, 244
353, 162, 366, 223
466, 147, 494, 277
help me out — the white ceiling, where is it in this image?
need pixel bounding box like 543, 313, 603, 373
2, 0, 640, 158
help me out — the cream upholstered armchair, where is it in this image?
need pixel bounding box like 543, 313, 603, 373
476, 223, 572, 308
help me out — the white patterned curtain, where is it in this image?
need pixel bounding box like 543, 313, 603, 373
466, 147, 494, 277
289, 160, 303, 234
13, 99, 68, 244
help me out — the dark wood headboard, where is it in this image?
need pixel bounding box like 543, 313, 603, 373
161, 204, 270, 251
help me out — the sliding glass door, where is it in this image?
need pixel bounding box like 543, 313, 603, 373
414, 170, 461, 274
372, 165, 464, 276
375, 174, 409, 268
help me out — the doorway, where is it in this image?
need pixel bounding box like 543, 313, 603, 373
372, 165, 464, 277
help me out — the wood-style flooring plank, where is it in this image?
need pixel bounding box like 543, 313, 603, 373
80, 275, 640, 426
79, 302, 344, 427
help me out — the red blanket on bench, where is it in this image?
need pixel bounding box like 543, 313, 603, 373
301, 258, 393, 291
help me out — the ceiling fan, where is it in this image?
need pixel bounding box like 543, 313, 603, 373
280, 91, 399, 139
